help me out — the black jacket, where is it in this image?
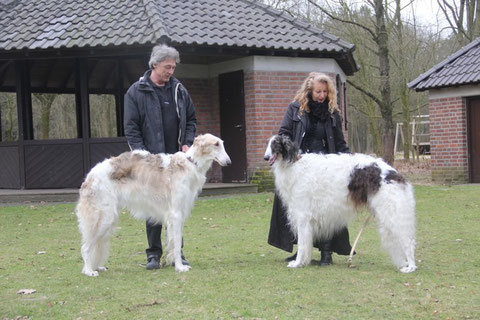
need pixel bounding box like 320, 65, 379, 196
278, 101, 349, 154
124, 70, 197, 154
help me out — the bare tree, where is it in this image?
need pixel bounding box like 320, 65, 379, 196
0, 92, 18, 141
391, 0, 414, 160
263, 0, 328, 22
32, 93, 56, 139
261, 0, 441, 161
90, 94, 117, 138
438, 0, 480, 45
307, 0, 396, 163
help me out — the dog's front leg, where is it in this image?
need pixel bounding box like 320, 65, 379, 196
167, 216, 191, 272
288, 219, 313, 268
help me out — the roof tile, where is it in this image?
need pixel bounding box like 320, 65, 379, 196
0, 0, 357, 72
408, 37, 480, 90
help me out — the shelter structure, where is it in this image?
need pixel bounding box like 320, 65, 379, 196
408, 37, 480, 183
0, 0, 358, 189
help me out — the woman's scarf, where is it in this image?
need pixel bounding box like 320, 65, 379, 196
308, 96, 330, 122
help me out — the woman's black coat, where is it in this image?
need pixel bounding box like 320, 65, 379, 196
268, 101, 353, 254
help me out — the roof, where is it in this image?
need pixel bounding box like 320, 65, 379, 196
0, 0, 358, 74
408, 37, 480, 91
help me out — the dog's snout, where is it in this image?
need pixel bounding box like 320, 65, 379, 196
217, 152, 232, 166
264, 155, 270, 161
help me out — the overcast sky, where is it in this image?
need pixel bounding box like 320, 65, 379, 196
403, 0, 451, 35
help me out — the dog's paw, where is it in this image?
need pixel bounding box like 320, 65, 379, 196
400, 265, 417, 273
97, 267, 108, 272
175, 264, 192, 272
287, 260, 303, 268
82, 270, 99, 277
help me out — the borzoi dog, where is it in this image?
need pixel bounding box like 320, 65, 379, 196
76, 133, 231, 277
264, 135, 417, 273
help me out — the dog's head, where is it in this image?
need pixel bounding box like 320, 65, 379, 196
191, 134, 231, 166
264, 135, 299, 166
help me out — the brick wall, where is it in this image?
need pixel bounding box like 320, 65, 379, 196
179, 77, 222, 182
180, 71, 348, 183
429, 96, 469, 183
244, 71, 347, 178
244, 71, 308, 177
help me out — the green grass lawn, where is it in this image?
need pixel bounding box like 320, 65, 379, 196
1, 185, 479, 319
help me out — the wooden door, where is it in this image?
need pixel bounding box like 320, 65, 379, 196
218, 71, 247, 182
468, 98, 480, 183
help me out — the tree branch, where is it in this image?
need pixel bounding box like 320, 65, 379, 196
305, 0, 378, 40
348, 103, 382, 120
347, 79, 382, 106
393, 102, 429, 117
437, 0, 469, 39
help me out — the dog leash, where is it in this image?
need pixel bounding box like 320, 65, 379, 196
347, 212, 373, 268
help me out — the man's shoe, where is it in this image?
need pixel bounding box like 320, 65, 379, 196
146, 256, 160, 270
319, 251, 332, 266
285, 252, 297, 262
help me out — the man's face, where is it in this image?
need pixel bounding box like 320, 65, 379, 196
152, 58, 176, 84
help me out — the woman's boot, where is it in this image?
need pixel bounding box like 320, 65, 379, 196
319, 241, 332, 266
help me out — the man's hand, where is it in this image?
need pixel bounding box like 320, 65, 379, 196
181, 145, 189, 152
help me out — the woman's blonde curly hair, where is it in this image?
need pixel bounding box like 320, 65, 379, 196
293, 72, 339, 115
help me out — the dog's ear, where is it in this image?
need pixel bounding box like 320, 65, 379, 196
193, 134, 208, 149
269, 135, 281, 152
279, 135, 299, 163
279, 135, 289, 145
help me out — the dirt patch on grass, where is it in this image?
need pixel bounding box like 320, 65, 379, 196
394, 158, 433, 185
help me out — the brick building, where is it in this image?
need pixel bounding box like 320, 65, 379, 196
0, 0, 358, 189
408, 37, 480, 183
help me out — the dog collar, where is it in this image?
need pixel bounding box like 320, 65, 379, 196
187, 156, 197, 166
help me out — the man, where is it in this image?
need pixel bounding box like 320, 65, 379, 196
124, 44, 197, 270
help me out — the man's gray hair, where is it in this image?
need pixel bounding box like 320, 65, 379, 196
149, 44, 180, 69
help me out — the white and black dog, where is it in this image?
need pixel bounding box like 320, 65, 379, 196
76, 134, 231, 276
264, 135, 417, 273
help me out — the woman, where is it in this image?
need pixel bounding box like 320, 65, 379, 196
268, 72, 353, 265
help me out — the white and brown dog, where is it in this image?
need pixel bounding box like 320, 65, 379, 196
264, 135, 417, 273
76, 133, 231, 276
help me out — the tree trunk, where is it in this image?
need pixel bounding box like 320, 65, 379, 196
364, 99, 383, 155
392, 0, 413, 160
34, 93, 56, 140
6, 95, 16, 141
374, 0, 394, 164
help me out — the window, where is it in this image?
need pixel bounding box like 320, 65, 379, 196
0, 60, 18, 142
29, 59, 78, 140
89, 94, 117, 138
31, 93, 77, 140
0, 92, 18, 142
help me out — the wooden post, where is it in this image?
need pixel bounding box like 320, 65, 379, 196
115, 58, 124, 137
15, 60, 33, 188
76, 58, 90, 174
